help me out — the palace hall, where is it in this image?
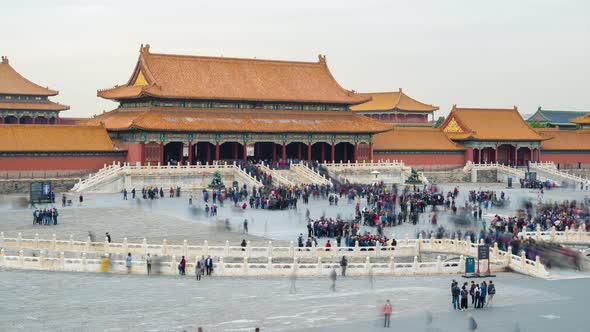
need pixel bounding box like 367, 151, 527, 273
84, 45, 391, 165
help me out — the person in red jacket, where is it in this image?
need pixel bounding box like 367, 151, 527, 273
179, 256, 186, 275
383, 299, 393, 327
325, 240, 332, 250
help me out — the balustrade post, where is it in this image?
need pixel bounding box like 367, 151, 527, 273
289, 241, 294, 258
311, 240, 316, 257
69, 235, 74, 251
39, 250, 45, 268
59, 252, 65, 270
247, 240, 252, 257
535, 228, 541, 242
267, 241, 273, 257
243, 257, 249, 274
104, 237, 110, 254
142, 238, 148, 255
34, 233, 39, 249
521, 252, 527, 272
217, 257, 225, 275
577, 227, 583, 241
123, 237, 128, 253
268, 257, 273, 274
183, 240, 188, 257
365, 256, 371, 273
354, 240, 360, 254
224, 240, 230, 257
204, 240, 209, 256
550, 226, 556, 242
436, 255, 442, 273
565, 226, 570, 241
0, 248, 4, 267
52, 234, 56, 250
506, 246, 512, 264
162, 239, 168, 256
535, 256, 543, 274
171, 255, 177, 275
317, 257, 322, 274
85, 236, 91, 252
459, 255, 465, 272
17, 232, 22, 248
430, 234, 436, 251
82, 252, 87, 271
412, 256, 418, 274
493, 242, 498, 258
18, 250, 24, 267
389, 256, 395, 274
0, 232, 3, 247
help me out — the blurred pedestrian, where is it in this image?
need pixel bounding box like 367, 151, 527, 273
468, 315, 478, 331
329, 268, 337, 292
383, 299, 392, 328
340, 256, 348, 277
146, 253, 152, 276
126, 253, 132, 273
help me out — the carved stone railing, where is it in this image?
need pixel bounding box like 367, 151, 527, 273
518, 225, 590, 245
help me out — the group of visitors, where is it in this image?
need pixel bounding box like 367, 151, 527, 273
32, 208, 59, 225
125, 186, 182, 200
451, 279, 496, 311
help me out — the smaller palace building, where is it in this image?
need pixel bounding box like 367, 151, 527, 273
0, 56, 69, 124
350, 89, 438, 125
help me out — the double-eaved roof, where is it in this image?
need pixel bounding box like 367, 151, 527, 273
526, 107, 588, 128
98, 44, 369, 105
442, 106, 543, 141
350, 89, 438, 113
0, 57, 69, 112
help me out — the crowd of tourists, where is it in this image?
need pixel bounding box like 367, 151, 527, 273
32, 208, 59, 226
451, 279, 496, 311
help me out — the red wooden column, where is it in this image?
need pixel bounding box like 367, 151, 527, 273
464, 147, 473, 163
320, 144, 325, 162
330, 143, 335, 162
206, 144, 211, 164
513, 144, 518, 166
233, 143, 238, 160
282, 143, 286, 161
215, 142, 220, 161
159, 142, 165, 164
298, 143, 302, 160
343, 145, 348, 162
368, 142, 374, 162
307, 143, 312, 161
478, 149, 482, 164
243, 143, 248, 161
537, 148, 542, 162
188, 142, 193, 164
140, 142, 146, 165
178, 142, 184, 164
353, 143, 358, 162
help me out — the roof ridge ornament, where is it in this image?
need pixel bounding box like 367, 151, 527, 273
140, 44, 151, 53
1, 56, 8, 64
318, 54, 326, 64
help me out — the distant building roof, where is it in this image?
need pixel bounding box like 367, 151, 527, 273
0, 125, 118, 152
350, 89, 438, 113
441, 106, 544, 141
570, 112, 590, 125
0, 100, 69, 111
526, 107, 588, 127
373, 127, 464, 151
98, 44, 369, 105
0, 57, 58, 96
537, 128, 590, 150
82, 107, 392, 134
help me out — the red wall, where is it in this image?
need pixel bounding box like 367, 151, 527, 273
0, 155, 127, 171
125, 142, 143, 163
376, 152, 465, 168
540, 153, 590, 168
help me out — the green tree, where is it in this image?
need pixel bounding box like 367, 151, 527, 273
434, 116, 445, 128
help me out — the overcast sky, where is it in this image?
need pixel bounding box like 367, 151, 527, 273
1, 0, 589, 118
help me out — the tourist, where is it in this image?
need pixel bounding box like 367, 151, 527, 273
62, 194, 66, 207
451, 280, 460, 310
487, 280, 495, 306
205, 255, 213, 276
106, 232, 111, 243
460, 285, 468, 311
383, 299, 393, 328
241, 239, 247, 251
469, 281, 476, 305
243, 219, 248, 234
325, 240, 332, 250
131, 188, 136, 199
52, 208, 58, 225
179, 256, 186, 275
340, 255, 348, 277
189, 194, 193, 205
146, 253, 152, 275
329, 268, 337, 292
123, 189, 127, 200
474, 284, 481, 308
289, 270, 297, 294
79, 194, 83, 206
195, 261, 203, 280
479, 281, 487, 308
126, 253, 132, 273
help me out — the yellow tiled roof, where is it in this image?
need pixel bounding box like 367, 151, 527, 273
536, 128, 590, 150
373, 127, 464, 151
350, 89, 438, 112
0, 125, 118, 152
